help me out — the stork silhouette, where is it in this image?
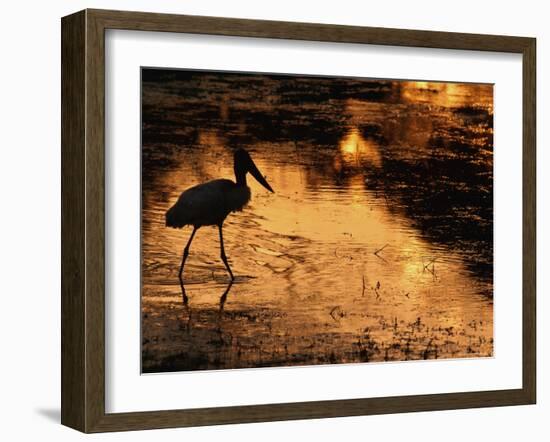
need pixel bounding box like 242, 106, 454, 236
166, 149, 274, 297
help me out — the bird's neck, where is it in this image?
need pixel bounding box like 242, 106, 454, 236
235, 169, 247, 187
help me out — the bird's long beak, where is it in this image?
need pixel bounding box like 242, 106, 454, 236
248, 158, 274, 193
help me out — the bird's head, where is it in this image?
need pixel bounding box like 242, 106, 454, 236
234, 149, 274, 193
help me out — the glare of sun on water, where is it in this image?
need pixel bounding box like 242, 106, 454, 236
339, 128, 382, 168
402, 82, 492, 109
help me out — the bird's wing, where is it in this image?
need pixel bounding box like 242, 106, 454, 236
166, 179, 235, 227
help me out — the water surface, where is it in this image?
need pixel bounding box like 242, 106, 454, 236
141, 71, 493, 372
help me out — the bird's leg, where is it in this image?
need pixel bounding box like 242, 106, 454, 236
178, 227, 198, 302
218, 224, 234, 281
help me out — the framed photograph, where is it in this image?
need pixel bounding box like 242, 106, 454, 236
61, 9, 536, 432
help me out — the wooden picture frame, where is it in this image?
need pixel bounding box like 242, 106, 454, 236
61, 8, 536, 433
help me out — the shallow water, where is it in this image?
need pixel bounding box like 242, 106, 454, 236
141, 71, 493, 372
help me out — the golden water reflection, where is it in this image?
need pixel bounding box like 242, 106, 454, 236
401, 82, 493, 109
339, 128, 382, 168
142, 142, 492, 372
141, 75, 493, 372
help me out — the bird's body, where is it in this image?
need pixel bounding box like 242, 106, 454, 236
166, 179, 251, 228
166, 149, 273, 301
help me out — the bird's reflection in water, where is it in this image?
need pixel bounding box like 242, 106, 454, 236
180, 279, 234, 336
218, 279, 234, 313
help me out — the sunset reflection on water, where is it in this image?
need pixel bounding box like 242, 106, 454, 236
141, 70, 493, 372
